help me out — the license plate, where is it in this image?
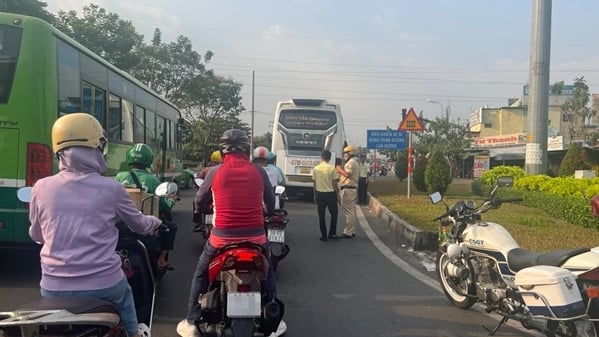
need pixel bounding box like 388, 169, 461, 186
205, 214, 213, 225
300, 167, 311, 174
227, 292, 261, 317
268, 229, 285, 243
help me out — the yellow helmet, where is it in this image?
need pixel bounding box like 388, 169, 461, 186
210, 150, 223, 163
343, 145, 356, 156
52, 113, 107, 154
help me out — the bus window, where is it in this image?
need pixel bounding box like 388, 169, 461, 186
57, 39, 80, 115
156, 115, 165, 149
122, 99, 134, 142
146, 110, 156, 147
134, 105, 145, 143
279, 109, 337, 151
82, 83, 105, 124
169, 120, 175, 150
0, 25, 22, 104
107, 94, 121, 141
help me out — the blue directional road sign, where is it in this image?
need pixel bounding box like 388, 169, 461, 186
366, 129, 407, 150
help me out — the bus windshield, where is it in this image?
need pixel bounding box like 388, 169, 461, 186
0, 25, 22, 104
278, 109, 337, 151
279, 109, 336, 130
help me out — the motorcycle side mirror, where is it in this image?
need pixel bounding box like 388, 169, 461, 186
275, 186, 286, 194
195, 178, 204, 187
155, 182, 178, 197
16, 187, 32, 203
497, 176, 514, 188
429, 192, 442, 204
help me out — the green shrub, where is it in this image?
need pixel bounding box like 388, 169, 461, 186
480, 165, 526, 186
471, 179, 492, 196
413, 155, 427, 192
514, 175, 552, 191
559, 143, 592, 176
517, 190, 599, 230
394, 151, 408, 181
425, 148, 451, 194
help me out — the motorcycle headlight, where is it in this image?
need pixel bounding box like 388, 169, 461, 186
447, 243, 462, 259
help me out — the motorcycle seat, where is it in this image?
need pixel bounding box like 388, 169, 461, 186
17, 297, 118, 315
507, 247, 589, 272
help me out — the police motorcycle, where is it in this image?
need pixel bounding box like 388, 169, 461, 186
264, 186, 290, 272
0, 182, 177, 337
432, 176, 599, 337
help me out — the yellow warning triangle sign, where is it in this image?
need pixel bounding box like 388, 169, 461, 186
398, 107, 425, 131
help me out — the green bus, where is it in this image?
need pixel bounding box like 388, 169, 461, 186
0, 13, 185, 245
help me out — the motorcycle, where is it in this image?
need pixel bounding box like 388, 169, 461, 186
0, 182, 178, 337
193, 178, 213, 239
265, 187, 290, 272
197, 242, 285, 337
431, 175, 599, 337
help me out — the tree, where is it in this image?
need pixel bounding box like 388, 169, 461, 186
425, 147, 452, 194
558, 142, 592, 176
0, 0, 53, 22
53, 4, 143, 71
414, 117, 471, 177
413, 155, 428, 192
253, 132, 273, 149
559, 77, 597, 144
178, 73, 246, 162
132, 29, 213, 101
394, 150, 408, 181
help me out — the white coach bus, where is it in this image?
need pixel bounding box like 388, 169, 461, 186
271, 98, 346, 197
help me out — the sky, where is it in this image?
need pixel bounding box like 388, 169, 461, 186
47, 0, 599, 147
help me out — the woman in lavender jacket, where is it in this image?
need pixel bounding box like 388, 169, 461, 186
28, 113, 162, 337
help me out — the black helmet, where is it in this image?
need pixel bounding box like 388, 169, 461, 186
220, 129, 250, 154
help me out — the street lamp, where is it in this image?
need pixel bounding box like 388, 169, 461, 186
426, 99, 447, 120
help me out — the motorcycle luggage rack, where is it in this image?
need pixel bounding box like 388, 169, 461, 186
482, 291, 599, 336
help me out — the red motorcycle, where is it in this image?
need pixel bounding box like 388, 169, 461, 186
197, 242, 285, 337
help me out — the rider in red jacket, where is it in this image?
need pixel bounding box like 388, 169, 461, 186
177, 129, 279, 337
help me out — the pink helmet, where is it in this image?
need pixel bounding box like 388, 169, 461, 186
253, 146, 270, 159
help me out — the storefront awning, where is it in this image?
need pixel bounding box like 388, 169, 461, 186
488, 146, 526, 161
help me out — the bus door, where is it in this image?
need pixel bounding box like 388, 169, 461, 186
0, 128, 20, 241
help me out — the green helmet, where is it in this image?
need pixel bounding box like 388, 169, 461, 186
126, 143, 154, 168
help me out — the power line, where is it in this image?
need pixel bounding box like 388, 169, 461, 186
210, 57, 599, 74
241, 84, 510, 100
217, 70, 526, 86
238, 92, 506, 103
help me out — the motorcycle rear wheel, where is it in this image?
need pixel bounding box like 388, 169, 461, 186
436, 250, 476, 309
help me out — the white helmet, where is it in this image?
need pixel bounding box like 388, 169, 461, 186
253, 146, 270, 160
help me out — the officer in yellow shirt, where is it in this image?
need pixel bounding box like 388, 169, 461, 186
336, 145, 360, 238
312, 150, 339, 241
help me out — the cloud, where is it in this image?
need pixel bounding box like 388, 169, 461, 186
262, 25, 284, 41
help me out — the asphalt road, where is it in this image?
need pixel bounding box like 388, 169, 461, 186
0, 187, 535, 337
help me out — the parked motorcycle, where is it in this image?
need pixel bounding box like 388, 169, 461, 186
197, 242, 285, 337
431, 176, 599, 337
0, 182, 178, 337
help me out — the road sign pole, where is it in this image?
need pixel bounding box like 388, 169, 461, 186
407, 131, 412, 199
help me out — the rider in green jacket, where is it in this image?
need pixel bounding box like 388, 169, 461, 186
115, 143, 177, 270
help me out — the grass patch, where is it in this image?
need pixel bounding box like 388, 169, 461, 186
369, 178, 599, 252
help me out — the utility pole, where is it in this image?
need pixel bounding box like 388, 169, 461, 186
526, 0, 552, 175
250, 70, 255, 157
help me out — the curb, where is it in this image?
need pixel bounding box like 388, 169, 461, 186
366, 193, 438, 251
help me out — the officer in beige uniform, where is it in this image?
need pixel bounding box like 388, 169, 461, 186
335, 145, 360, 238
